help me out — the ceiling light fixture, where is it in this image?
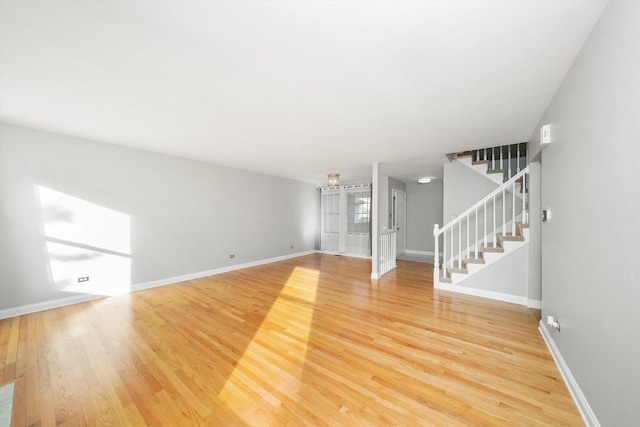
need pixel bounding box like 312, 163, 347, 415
417, 177, 433, 184
328, 173, 340, 187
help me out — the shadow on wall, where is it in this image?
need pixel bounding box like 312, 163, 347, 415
37, 185, 132, 296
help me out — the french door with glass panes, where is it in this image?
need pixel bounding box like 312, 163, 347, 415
320, 184, 371, 256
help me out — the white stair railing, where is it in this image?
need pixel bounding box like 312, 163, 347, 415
433, 166, 529, 284
378, 230, 397, 276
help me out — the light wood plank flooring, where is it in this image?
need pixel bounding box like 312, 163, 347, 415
0, 254, 582, 426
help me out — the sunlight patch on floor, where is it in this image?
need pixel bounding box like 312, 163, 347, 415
0, 382, 14, 427
219, 266, 320, 419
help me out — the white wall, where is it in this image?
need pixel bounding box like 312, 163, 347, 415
527, 162, 541, 303
0, 123, 318, 312
443, 159, 498, 223
532, 2, 640, 425
377, 175, 407, 232
406, 181, 443, 253
445, 242, 529, 302
378, 176, 389, 233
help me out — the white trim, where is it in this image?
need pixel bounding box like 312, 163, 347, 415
371, 162, 379, 279
527, 299, 542, 309
317, 251, 371, 260
0, 250, 317, 320
391, 188, 407, 256
0, 293, 105, 320
538, 321, 601, 427
434, 282, 527, 306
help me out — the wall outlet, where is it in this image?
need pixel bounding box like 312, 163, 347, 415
547, 315, 560, 331
78, 276, 89, 282
229, 254, 235, 258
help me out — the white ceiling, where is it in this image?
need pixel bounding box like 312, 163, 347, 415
0, 0, 607, 185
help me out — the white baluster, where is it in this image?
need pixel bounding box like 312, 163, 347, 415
433, 224, 440, 279
502, 188, 506, 236
508, 145, 512, 179
387, 234, 390, 271
484, 202, 487, 248
466, 215, 470, 258
381, 234, 383, 270
385, 234, 388, 271
517, 143, 521, 173
458, 221, 462, 268
475, 208, 478, 258
493, 195, 496, 246
384, 234, 387, 272
512, 180, 516, 235
450, 227, 454, 270
443, 230, 447, 279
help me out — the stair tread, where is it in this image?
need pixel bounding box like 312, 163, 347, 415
456, 151, 473, 158
472, 160, 489, 165
439, 275, 452, 284
480, 243, 504, 253
464, 255, 485, 264
487, 169, 504, 174
497, 234, 525, 242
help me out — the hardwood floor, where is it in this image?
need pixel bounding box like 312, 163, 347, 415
0, 254, 583, 426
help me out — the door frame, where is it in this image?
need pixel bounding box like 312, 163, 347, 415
391, 189, 407, 256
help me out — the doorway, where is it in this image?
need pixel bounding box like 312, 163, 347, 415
392, 189, 406, 256
320, 184, 372, 257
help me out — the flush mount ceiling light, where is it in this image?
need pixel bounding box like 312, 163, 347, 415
417, 177, 433, 184
328, 173, 340, 187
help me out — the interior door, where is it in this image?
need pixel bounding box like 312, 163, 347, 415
392, 189, 407, 256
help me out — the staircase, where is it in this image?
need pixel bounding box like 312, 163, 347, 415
455, 142, 528, 184
434, 142, 530, 291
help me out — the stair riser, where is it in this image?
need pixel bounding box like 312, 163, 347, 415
443, 240, 527, 285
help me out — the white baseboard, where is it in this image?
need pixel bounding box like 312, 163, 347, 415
130, 250, 318, 294
317, 251, 371, 260
527, 299, 542, 309
538, 320, 600, 427
434, 282, 527, 306
404, 249, 442, 257
0, 293, 107, 320
0, 250, 317, 320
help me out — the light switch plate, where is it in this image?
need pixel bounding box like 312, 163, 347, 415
541, 124, 551, 145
